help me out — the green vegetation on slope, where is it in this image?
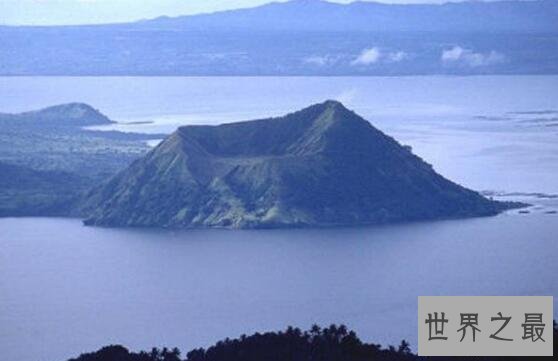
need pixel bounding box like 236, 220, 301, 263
0, 103, 161, 216
83, 101, 520, 229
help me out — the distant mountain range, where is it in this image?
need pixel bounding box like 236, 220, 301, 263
83, 101, 519, 229
1, 0, 557, 75
141, 0, 558, 33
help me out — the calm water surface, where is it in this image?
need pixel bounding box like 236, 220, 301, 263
1, 76, 557, 361
1, 210, 557, 361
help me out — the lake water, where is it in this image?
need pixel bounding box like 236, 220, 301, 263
1, 76, 558, 361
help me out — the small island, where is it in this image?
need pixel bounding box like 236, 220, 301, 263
83, 101, 522, 229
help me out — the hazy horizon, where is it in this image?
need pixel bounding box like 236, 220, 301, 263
0, 0, 530, 26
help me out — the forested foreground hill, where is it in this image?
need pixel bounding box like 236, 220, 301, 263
67, 323, 557, 361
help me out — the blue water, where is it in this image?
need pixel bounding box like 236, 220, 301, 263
0, 76, 557, 361
1, 209, 557, 361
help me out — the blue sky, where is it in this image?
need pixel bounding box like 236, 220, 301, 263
0, 0, 520, 26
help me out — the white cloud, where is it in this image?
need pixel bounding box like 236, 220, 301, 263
335, 89, 358, 104
350, 47, 408, 66
303, 55, 331, 66
441, 46, 505, 67
351, 47, 381, 65
441, 46, 464, 61
387, 51, 408, 62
